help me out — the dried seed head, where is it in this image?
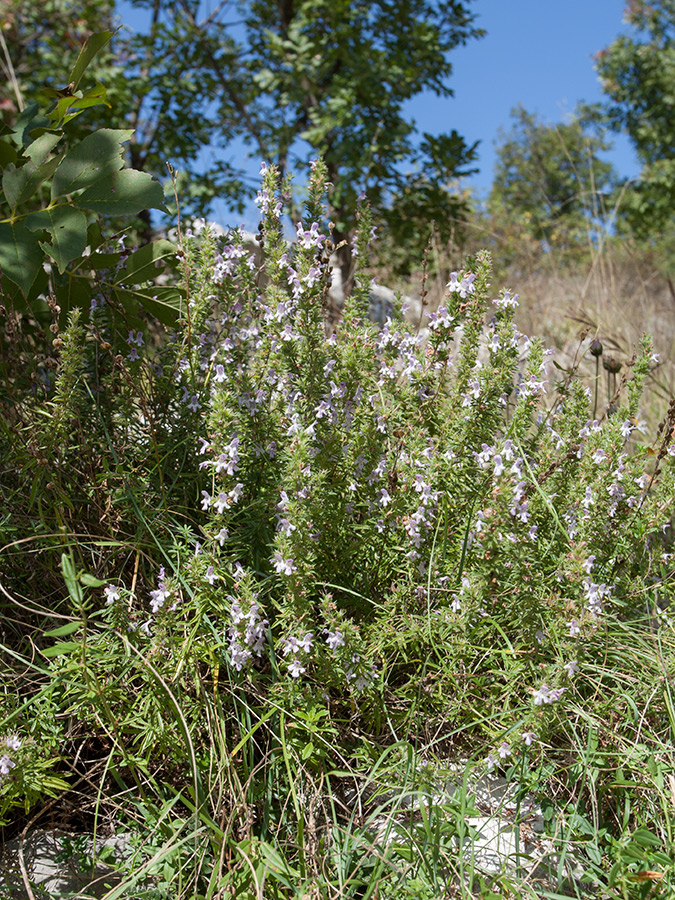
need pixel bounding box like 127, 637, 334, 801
603, 355, 622, 374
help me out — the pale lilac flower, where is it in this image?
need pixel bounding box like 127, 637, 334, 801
498, 742, 511, 759
103, 584, 120, 605
486, 752, 498, 772
201, 491, 212, 511
304, 266, 321, 287
298, 632, 314, 652
214, 492, 229, 514
564, 660, 579, 677
493, 290, 519, 310
378, 488, 392, 507
150, 582, 171, 614
229, 483, 244, 503
287, 658, 306, 678
533, 683, 551, 706
584, 555, 596, 573
522, 731, 537, 747
0, 756, 15, 776
592, 448, 607, 464
325, 630, 344, 651
127, 346, 139, 362
567, 619, 581, 637
204, 566, 217, 585
282, 635, 300, 656
188, 394, 201, 412
273, 553, 297, 576
621, 419, 634, 439
198, 437, 211, 454
214, 364, 226, 383
296, 221, 325, 250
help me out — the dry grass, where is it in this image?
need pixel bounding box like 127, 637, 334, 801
387, 230, 675, 431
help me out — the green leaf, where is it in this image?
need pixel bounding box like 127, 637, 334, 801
24, 132, 62, 166
27, 206, 88, 272
47, 85, 111, 126
111, 285, 185, 326
42, 641, 80, 658
113, 239, 178, 286
11, 103, 50, 147
78, 167, 168, 215
51, 129, 132, 199
0, 221, 44, 295
0, 138, 17, 167
80, 573, 108, 588
60, 85, 111, 124
43, 621, 82, 638
69, 32, 112, 91
2, 154, 61, 211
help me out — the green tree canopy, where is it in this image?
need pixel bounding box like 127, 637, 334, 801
1, 0, 483, 263
488, 106, 618, 260
593, 0, 675, 239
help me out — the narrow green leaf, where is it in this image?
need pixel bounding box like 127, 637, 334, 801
42, 641, 80, 658
51, 129, 132, 199
51, 86, 111, 126
78, 167, 168, 215
28, 206, 88, 272
69, 32, 112, 91
43, 621, 82, 638
0, 221, 44, 295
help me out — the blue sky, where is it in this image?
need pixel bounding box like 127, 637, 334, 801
118, 0, 640, 227
427, 0, 640, 197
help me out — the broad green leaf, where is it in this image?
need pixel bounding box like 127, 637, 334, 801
43, 621, 82, 638
42, 641, 80, 658
0, 138, 17, 167
0, 221, 44, 295
27, 206, 88, 272
112, 285, 185, 326
53, 272, 97, 320
80, 573, 107, 587
11, 103, 49, 147
24, 132, 62, 166
69, 31, 112, 91
51, 129, 132, 199
83, 250, 124, 271
113, 239, 178, 286
78, 167, 168, 215
2, 154, 61, 210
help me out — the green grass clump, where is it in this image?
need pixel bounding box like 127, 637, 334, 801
2, 159, 675, 899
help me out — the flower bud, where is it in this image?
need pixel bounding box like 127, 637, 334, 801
590, 338, 603, 357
